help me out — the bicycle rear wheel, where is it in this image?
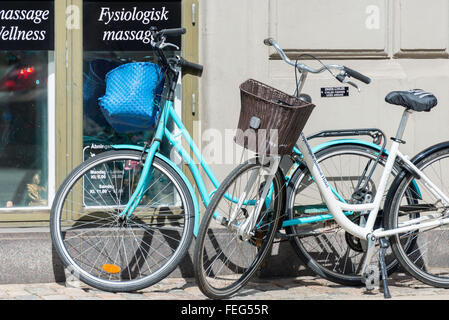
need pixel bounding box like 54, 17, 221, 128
385, 146, 449, 287
193, 157, 285, 299
50, 150, 194, 292
285, 144, 416, 286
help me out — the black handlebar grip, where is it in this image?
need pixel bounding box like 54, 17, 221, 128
343, 66, 371, 84
263, 38, 274, 46
179, 57, 203, 77
159, 28, 187, 37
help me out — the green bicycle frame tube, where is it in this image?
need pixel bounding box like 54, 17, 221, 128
116, 100, 220, 236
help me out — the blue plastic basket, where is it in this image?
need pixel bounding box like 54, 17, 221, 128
98, 62, 166, 133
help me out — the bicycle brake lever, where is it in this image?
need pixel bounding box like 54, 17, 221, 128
336, 72, 361, 92
345, 80, 360, 92
159, 42, 180, 50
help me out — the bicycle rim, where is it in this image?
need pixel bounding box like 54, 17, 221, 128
50, 150, 194, 292
285, 145, 412, 285
387, 147, 449, 287
194, 158, 284, 299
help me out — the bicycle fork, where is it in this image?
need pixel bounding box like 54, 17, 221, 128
118, 140, 161, 219
230, 156, 281, 241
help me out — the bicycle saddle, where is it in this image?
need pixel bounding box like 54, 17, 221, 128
385, 89, 437, 112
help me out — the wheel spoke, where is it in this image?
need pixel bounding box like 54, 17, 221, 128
51, 152, 193, 291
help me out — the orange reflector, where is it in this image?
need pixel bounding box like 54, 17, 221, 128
102, 264, 121, 274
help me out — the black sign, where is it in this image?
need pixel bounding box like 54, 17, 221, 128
321, 87, 349, 98
82, 144, 118, 206
84, 1, 182, 51
0, 1, 54, 50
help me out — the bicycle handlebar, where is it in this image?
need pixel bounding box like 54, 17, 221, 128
342, 66, 371, 84
263, 37, 371, 86
151, 28, 203, 77
263, 38, 275, 46
156, 28, 186, 38
178, 56, 203, 76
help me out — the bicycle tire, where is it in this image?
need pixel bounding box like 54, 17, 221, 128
50, 150, 195, 292
285, 144, 416, 286
385, 146, 449, 288
193, 157, 285, 299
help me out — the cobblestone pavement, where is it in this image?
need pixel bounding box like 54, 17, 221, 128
0, 272, 448, 300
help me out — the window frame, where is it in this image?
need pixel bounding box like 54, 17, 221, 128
0, 0, 199, 226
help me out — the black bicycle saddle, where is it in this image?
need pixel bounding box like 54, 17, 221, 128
385, 89, 437, 112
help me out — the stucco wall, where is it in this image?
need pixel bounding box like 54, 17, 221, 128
196, 0, 449, 190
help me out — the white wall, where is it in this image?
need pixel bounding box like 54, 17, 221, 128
197, 0, 449, 188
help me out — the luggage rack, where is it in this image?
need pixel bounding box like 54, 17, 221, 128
293, 128, 387, 199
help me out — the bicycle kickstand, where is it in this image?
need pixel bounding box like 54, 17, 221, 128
379, 238, 392, 299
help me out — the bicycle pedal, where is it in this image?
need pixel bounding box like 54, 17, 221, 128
362, 265, 379, 292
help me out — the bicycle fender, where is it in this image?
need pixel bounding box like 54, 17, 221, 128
289, 139, 421, 199
385, 140, 449, 208
112, 144, 201, 237
409, 140, 449, 165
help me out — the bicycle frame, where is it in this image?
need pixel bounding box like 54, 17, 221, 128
282, 139, 421, 228
113, 99, 220, 236
295, 109, 449, 242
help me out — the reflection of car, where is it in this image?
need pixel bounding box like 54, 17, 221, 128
0, 65, 38, 91
0, 60, 46, 102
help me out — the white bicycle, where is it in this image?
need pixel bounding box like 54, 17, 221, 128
193, 38, 448, 299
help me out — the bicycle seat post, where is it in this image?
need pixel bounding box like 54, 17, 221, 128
391, 109, 412, 144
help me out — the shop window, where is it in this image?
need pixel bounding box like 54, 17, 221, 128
82, 0, 182, 206
0, 1, 54, 208
83, 0, 181, 149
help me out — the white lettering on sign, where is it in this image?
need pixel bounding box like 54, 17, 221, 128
321, 87, 349, 98
0, 9, 49, 24
96, 6, 171, 44
0, 26, 45, 40
98, 7, 170, 25
0, 9, 50, 42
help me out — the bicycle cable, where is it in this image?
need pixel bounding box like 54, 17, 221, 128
293, 53, 338, 97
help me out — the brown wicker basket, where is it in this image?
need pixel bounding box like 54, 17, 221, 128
234, 79, 315, 155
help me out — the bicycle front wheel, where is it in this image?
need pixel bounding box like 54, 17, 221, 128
50, 150, 195, 292
385, 146, 449, 287
193, 158, 285, 299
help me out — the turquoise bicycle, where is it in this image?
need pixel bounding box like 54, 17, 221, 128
50, 29, 418, 293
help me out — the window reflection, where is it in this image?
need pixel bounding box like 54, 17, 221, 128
0, 50, 48, 207
83, 50, 178, 152
83, 50, 180, 208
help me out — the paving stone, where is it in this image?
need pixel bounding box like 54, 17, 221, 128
183, 285, 203, 296
143, 292, 183, 300
42, 295, 73, 300
73, 296, 102, 300
54, 287, 93, 297
14, 295, 42, 300
94, 293, 126, 300
6, 290, 29, 297
0, 275, 449, 300
25, 286, 57, 296
119, 292, 148, 300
